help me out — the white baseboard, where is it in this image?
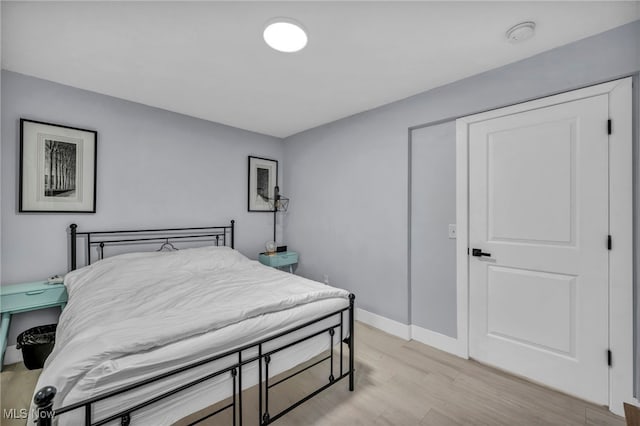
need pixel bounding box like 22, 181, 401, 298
410, 325, 467, 358
355, 308, 410, 340
355, 308, 466, 359
4, 344, 23, 365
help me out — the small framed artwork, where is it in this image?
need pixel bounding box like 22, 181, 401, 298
20, 119, 97, 213
248, 156, 278, 212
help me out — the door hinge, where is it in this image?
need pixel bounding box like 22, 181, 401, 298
607, 349, 612, 367
467, 248, 470, 255
607, 119, 612, 135
607, 235, 612, 250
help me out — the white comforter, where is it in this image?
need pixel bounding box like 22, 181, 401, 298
33, 246, 349, 415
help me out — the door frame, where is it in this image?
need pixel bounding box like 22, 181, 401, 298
455, 78, 633, 415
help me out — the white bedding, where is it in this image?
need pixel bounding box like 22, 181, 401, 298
30, 247, 350, 425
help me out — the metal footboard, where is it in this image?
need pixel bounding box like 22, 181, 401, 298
34, 294, 355, 426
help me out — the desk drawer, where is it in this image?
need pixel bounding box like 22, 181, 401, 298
1, 286, 67, 313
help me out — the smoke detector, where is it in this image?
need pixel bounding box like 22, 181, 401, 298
506, 21, 536, 43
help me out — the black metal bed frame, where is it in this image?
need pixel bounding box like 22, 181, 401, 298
69, 221, 236, 270
34, 221, 355, 426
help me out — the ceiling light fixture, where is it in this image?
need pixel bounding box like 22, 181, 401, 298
506, 21, 536, 43
263, 19, 308, 53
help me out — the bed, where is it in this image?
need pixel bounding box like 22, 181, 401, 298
31, 221, 355, 425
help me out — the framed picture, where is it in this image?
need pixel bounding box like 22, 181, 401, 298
248, 156, 278, 212
20, 119, 97, 213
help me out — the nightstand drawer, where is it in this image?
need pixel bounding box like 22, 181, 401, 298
1, 281, 68, 370
1, 285, 67, 314
259, 251, 299, 267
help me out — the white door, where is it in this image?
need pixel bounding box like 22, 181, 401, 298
468, 94, 610, 404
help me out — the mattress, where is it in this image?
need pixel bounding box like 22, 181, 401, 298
28, 247, 351, 425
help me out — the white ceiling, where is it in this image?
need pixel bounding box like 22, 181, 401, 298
2, 2, 639, 138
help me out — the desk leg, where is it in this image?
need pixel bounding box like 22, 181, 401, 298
289, 265, 293, 274
0, 312, 11, 371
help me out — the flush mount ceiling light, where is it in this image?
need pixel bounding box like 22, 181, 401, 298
263, 19, 308, 53
506, 21, 536, 43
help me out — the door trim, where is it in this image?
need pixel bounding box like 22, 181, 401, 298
455, 78, 633, 416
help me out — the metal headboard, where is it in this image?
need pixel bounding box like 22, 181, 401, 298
69, 220, 235, 271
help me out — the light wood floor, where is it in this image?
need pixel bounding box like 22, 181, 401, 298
180, 322, 626, 426
0, 363, 42, 426
1, 322, 627, 426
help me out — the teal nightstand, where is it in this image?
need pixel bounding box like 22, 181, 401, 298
0, 281, 67, 369
259, 251, 299, 273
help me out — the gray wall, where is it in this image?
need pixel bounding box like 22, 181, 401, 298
1, 70, 283, 344
410, 121, 457, 336
283, 19, 640, 333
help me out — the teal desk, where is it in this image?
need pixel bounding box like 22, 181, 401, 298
0, 281, 67, 370
259, 251, 299, 273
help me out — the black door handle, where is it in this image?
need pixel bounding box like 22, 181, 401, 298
472, 248, 491, 257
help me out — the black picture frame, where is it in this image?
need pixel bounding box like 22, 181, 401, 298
248, 156, 278, 212
19, 118, 98, 213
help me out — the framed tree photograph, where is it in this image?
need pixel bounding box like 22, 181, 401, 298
248, 156, 278, 212
20, 119, 97, 213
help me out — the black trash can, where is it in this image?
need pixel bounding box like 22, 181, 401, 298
16, 324, 57, 370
